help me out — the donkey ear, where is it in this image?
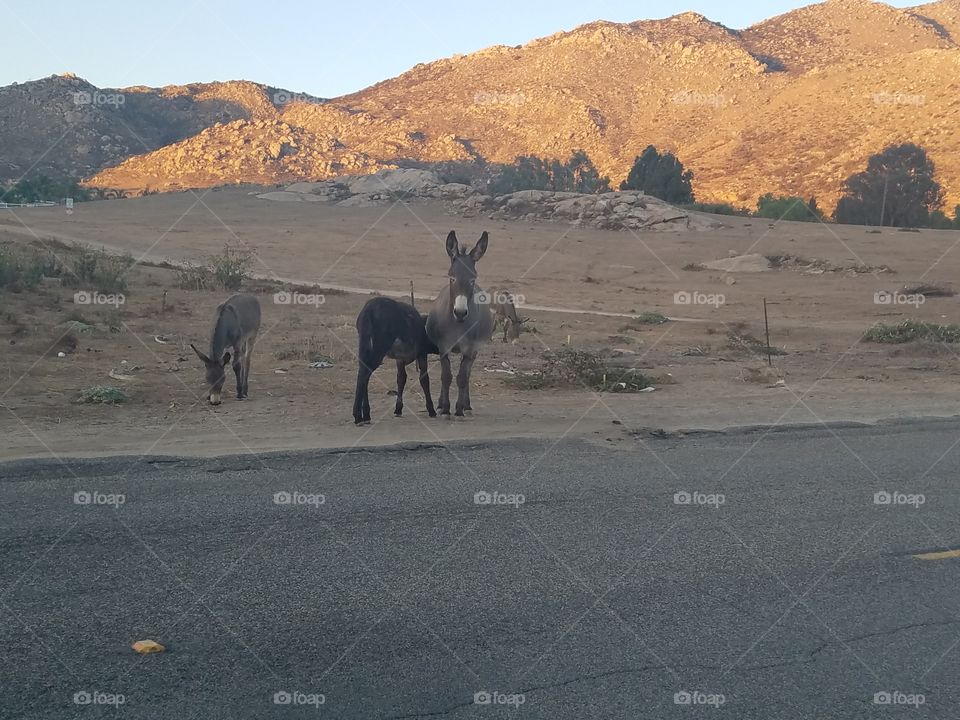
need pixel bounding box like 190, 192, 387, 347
222, 352, 232, 366
445, 231, 459, 259
469, 231, 489, 261
190, 343, 211, 365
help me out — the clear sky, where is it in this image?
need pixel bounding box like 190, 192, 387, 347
1, 0, 918, 97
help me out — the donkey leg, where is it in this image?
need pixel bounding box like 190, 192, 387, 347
417, 355, 436, 417
353, 365, 373, 424
454, 354, 476, 416
242, 341, 254, 397
438, 354, 452, 415
232, 347, 244, 399
395, 361, 407, 416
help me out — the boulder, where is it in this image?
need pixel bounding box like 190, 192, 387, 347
345, 168, 440, 195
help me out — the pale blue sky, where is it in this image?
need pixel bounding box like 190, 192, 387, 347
1, 0, 917, 97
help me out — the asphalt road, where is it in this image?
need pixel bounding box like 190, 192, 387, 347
3, 420, 960, 719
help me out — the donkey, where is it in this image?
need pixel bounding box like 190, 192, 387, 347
489, 289, 527, 343
425, 230, 495, 416
191, 293, 261, 405
353, 296, 438, 424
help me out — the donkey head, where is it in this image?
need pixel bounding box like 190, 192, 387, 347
191, 344, 231, 405
445, 230, 488, 323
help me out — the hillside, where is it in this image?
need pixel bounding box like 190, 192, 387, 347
4, 0, 960, 212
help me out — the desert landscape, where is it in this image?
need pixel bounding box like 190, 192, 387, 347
2, 182, 959, 460
5, 3, 960, 718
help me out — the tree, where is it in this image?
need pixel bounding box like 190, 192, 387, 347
929, 210, 954, 229
488, 151, 610, 194
954, 205, 960, 229
755, 194, 821, 222
565, 150, 611, 193
833, 143, 943, 227
619, 145, 694, 204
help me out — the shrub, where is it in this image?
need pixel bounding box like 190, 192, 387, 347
176, 262, 213, 291
0, 245, 64, 291
755, 194, 821, 222
210, 244, 253, 290
64, 246, 134, 293
77, 385, 129, 404
506, 348, 653, 392
863, 320, 960, 344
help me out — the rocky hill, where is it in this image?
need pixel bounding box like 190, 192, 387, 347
0, 75, 318, 183
4, 1, 960, 212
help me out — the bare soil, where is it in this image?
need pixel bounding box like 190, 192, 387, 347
2, 188, 959, 460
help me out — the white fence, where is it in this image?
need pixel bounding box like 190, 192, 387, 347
0, 201, 57, 208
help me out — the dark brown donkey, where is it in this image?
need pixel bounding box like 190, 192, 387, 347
353, 296, 438, 424
191, 293, 261, 405
425, 231, 495, 416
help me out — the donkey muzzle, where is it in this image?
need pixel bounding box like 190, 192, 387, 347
453, 294, 469, 322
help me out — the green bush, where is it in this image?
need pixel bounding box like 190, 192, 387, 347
64, 246, 134, 293
210, 244, 254, 290
0, 246, 64, 291
1, 175, 90, 204
77, 385, 129, 404
755, 194, 821, 222
863, 320, 960, 344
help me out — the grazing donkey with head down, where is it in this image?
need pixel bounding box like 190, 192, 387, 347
426, 230, 495, 416
191, 293, 261, 405
353, 296, 438, 424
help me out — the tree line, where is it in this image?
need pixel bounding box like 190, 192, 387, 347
485, 143, 958, 229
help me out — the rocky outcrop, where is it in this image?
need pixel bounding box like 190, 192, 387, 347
258, 169, 719, 232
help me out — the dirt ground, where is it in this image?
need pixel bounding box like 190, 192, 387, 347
2, 187, 960, 460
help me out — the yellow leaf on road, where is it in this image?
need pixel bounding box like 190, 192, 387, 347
131, 639, 165, 654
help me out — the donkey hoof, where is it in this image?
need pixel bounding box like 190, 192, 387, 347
428, 410, 437, 418
455, 409, 464, 417
394, 409, 403, 417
